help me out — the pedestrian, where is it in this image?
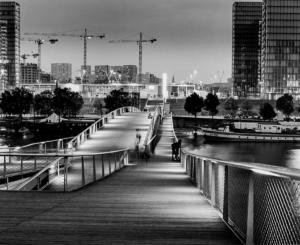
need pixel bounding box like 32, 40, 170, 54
171, 141, 177, 161
176, 139, 182, 161
135, 129, 141, 159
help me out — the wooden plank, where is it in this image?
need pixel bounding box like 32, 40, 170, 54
0, 113, 241, 244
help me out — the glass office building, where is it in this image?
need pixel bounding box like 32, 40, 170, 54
261, 0, 300, 100
0, 2, 20, 89
232, 2, 262, 98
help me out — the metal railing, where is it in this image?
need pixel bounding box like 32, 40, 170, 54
67, 106, 139, 151
181, 149, 300, 245
0, 149, 128, 191
142, 106, 161, 157
0, 106, 138, 190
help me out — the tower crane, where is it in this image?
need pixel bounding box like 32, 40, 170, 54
21, 38, 58, 82
24, 28, 105, 81
109, 32, 157, 84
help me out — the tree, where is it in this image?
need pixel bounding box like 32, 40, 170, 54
224, 97, 238, 117
184, 92, 204, 118
104, 90, 133, 112
276, 94, 294, 119
0, 87, 33, 121
52, 87, 83, 118
68, 91, 84, 116
204, 92, 220, 118
93, 98, 104, 115
259, 103, 276, 120
241, 100, 253, 116
34, 90, 53, 115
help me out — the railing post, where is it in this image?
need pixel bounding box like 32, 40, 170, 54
109, 157, 111, 175
211, 162, 216, 207
81, 156, 85, 186
246, 172, 254, 245
34, 156, 37, 171
223, 165, 229, 222
20, 157, 23, 175
93, 155, 96, 181
64, 157, 68, 192
3, 156, 6, 178
102, 154, 105, 177
57, 139, 61, 152
9, 148, 11, 165
114, 153, 117, 171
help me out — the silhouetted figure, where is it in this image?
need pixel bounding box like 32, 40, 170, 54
171, 139, 182, 161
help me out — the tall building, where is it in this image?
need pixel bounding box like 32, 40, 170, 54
0, 2, 20, 89
232, 2, 262, 98
21, 63, 38, 84
51, 63, 72, 83
261, 0, 300, 100
94, 65, 109, 83
122, 65, 137, 83
0, 20, 8, 92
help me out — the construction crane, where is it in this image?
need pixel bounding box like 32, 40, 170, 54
21, 53, 39, 65
24, 28, 105, 81
21, 38, 58, 82
109, 32, 157, 84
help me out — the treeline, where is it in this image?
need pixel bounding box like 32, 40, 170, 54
185, 92, 296, 121
0, 87, 84, 120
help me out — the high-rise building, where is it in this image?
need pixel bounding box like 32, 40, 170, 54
21, 63, 38, 84
0, 20, 8, 92
122, 65, 137, 83
261, 0, 300, 100
232, 2, 262, 98
0, 1, 20, 89
95, 65, 109, 83
51, 63, 72, 83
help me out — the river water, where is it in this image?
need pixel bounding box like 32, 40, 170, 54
181, 134, 300, 170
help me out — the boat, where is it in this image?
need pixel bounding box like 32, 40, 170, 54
201, 123, 300, 142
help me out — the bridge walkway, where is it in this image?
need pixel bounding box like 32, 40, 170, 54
46, 111, 151, 191
0, 113, 241, 244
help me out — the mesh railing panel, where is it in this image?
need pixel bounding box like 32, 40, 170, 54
254, 175, 300, 245
228, 167, 250, 239
203, 160, 211, 199
215, 164, 225, 213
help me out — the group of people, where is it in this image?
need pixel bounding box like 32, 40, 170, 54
136, 128, 181, 162
171, 139, 182, 161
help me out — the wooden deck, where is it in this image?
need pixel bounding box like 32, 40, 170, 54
0, 114, 241, 244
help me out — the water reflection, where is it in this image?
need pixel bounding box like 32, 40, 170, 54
182, 135, 300, 170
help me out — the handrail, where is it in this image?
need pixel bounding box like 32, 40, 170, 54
181, 148, 300, 180
67, 106, 138, 149
17, 148, 129, 191
181, 149, 300, 244
16, 157, 63, 190
143, 106, 160, 146
14, 136, 74, 151
170, 112, 178, 142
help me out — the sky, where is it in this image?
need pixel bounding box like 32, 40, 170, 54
18, 0, 260, 83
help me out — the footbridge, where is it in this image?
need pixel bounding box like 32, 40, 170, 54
0, 107, 298, 244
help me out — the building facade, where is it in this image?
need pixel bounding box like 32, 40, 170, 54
232, 2, 262, 98
94, 65, 109, 83
0, 1, 20, 89
21, 63, 38, 84
51, 63, 72, 83
261, 0, 300, 100
122, 65, 137, 82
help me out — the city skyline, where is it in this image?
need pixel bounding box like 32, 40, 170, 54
19, 0, 261, 83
